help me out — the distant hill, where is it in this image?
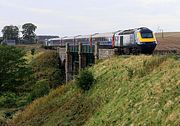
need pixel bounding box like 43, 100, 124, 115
10, 55, 179, 126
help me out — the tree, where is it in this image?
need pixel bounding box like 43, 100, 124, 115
0, 45, 32, 92
1, 25, 19, 42
22, 23, 37, 43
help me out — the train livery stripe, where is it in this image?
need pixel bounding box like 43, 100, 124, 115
112, 35, 115, 48
90, 36, 92, 48
138, 32, 156, 43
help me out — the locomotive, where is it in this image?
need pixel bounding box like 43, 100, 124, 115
45, 27, 157, 54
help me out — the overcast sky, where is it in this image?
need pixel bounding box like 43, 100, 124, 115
0, 0, 179, 36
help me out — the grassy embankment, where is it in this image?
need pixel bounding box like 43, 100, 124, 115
0, 49, 43, 124
10, 55, 180, 126
0, 46, 62, 125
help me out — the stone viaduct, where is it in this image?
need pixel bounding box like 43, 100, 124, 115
57, 42, 115, 83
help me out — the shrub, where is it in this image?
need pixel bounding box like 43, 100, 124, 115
51, 69, 65, 88
75, 69, 94, 91
0, 92, 17, 108
29, 79, 50, 101
31, 48, 35, 56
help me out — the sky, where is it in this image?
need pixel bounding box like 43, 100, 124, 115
0, 0, 180, 37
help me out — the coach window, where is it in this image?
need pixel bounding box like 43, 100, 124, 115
116, 37, 118, 41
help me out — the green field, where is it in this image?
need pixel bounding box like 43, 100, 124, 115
10, 55, 180, 126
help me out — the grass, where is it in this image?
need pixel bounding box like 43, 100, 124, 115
25, 51, 44, 63
10, 55, 180, 126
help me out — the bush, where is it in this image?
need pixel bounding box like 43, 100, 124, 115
31, 48, 35, 56
75, 69, 94, 91
51, 69, 65, 88
0, 92, 17, 108
29, 79, 50, 101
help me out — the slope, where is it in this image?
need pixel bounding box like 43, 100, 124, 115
10, 55, 180, 126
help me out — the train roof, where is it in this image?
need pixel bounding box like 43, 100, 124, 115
62, 36, 74, 40
138, 27, 152, 32
57, 27, 152, 40
92, 32, 114, 38
75, 35, 91, 39
48, 38, 61, 41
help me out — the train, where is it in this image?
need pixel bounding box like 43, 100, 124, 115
44, 27, 157, 54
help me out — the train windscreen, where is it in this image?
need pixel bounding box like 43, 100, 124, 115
141, 32, 153, 38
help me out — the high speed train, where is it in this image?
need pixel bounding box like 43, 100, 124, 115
45, 27, 157, 54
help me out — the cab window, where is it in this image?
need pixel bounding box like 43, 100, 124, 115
141, 32, 153, 38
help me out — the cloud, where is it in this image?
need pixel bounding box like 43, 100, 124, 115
136, 0, 177, 5
0, 0, 180, 36
0, 1, 62, 16
27, 8, 62, 15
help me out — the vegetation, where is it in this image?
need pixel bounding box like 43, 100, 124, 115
31, 51, 65, 88
0, 45, 31, 92
0, 92, 17, 108
29, 80, 50, 101
0, 118, 7, 126
0, 46, 64, 124
0, 45, 32, 123
31, 48, 35, 56
75, 69, 94, 91
10, 55, 180, 126
1, 23, 37, 44
1, 25, 19, 42
22, 23, 37, 43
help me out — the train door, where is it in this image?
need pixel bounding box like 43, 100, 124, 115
114, 35, 123, 47
120, 36, 123, 47
114, 36, 119, 47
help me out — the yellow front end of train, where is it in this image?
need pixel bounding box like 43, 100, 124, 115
137, 32, 156, 43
